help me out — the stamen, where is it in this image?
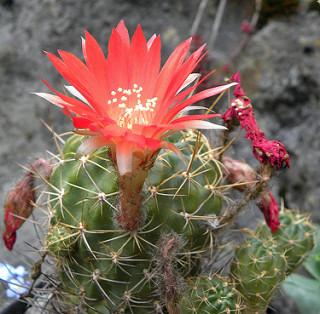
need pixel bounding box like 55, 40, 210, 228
107, 83, 158, 129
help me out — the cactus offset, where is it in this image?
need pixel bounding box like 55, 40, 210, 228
180, 275, 243, 313
230, 235, 287, 312
257, 209, 316, 275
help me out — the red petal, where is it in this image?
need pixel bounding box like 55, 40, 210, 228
161, 141, 186, 164
76, 136, 111, 158
163, 82, 236, 123
100, 124, 129, 139
128, 24, 148, 87
46, 51, 105, 115
40, 80, 102, 121
106, 28, 130, 90
160, 45, 206, 107
115, 20, 130, 47
71, 116, 94, 129
147, 34, 157, 50
84, 31, 110, 97
171, 113, 220, 124
145, 138, 162, 151
123, 132, 146, 150
57, 50, 107, 114
140, 35, 161, 97
154, 38, 192, 101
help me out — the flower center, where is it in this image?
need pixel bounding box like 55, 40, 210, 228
107, 84, 157, 129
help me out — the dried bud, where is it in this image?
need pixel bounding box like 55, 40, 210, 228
222, 156, 280, 233
222, 156, 257, 192
241, 20, 253, 34
258, 192, 280, 233
31, 158, 53, 180
2, 158, 53, 250
2, 172, 35, 250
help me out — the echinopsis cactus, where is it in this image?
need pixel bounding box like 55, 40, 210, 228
2, 21, 316, 313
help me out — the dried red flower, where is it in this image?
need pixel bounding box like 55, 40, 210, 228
222, 72, 290, 170
2, 172, 35, 250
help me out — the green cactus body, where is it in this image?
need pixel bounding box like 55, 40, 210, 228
180, 276, 243, 313
230, 236, 287, 313
257, 209, 315, 275
46, 131, 223, 312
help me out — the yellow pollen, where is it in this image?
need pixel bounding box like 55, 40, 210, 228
108, 83, 158, 129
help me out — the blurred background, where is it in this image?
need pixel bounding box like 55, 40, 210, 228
0, 0, 319, 312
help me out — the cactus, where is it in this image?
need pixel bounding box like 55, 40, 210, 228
180, 276, 243, 313
230, 235, 287, 312
257, 209, 316, 275
230, 209, 316, 313
46, 131, 223, 312
2, 21, 316, 314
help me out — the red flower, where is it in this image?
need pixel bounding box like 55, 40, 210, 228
36, 21, 235, 176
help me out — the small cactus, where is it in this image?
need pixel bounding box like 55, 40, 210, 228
180, 275, 243, 313
230, 235, 287, 312
230, 208, 316, 313
257, 209, 316, 275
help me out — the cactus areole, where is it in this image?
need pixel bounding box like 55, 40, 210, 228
36, 20, 235, 231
